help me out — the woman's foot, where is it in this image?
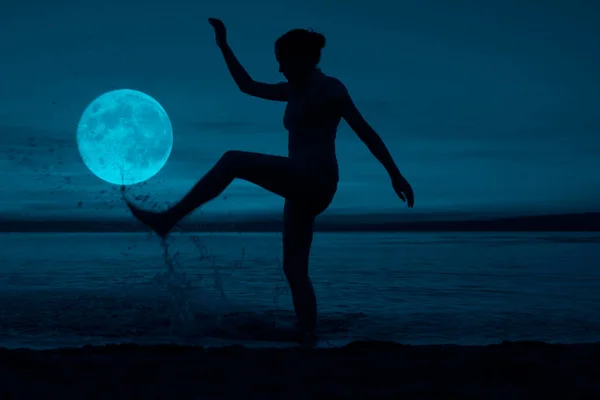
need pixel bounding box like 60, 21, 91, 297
294, 323, 318, 347
126, 201, 173, 239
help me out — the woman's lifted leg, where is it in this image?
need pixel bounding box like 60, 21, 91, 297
127, 150, 313, 238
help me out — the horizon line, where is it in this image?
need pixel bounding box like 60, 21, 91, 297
1, 212, 599, 233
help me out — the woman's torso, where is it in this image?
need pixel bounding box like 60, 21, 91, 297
283, 69, 346, 183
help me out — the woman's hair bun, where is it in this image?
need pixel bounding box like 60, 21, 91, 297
309, 31, 326, 50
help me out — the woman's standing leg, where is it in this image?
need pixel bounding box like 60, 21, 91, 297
282, 200, 318, 335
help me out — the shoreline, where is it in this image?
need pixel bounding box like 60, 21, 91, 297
1, 340, 599, 399
2, 212, 600, 233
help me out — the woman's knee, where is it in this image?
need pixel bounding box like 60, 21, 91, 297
221, 150, 243, 163
218, 150, 245, 173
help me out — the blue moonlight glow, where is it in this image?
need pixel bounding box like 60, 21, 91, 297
76, 89, 173, 186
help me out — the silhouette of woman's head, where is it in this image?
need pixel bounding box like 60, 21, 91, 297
275, 29, 326, 82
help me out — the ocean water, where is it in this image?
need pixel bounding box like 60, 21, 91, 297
0, 231, 599, 349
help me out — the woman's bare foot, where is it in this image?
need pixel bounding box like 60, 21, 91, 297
126, 201, 173, 239
294, 322, 318, 347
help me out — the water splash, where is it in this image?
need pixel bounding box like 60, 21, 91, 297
159, 237, 196, 332
117, 184, 304, 343
119, 184, 245, 336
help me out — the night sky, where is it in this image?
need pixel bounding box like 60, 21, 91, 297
1, 0, 599, 222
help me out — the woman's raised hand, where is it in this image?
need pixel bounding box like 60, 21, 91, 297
208, 18, 227, 48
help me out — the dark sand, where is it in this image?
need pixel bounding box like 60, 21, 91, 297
1, 340, 599, 399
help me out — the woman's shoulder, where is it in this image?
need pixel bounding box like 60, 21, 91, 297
318, 71, 349, 98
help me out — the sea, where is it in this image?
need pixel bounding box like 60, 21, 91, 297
1, 231, 599, 349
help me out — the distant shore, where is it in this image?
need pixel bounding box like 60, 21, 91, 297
1, 340, 599, 399
1, 212, 599, 233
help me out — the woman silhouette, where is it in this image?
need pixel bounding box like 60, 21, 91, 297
127, 18, 414, 341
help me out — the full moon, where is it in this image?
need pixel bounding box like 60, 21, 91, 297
77, 89, 173, 186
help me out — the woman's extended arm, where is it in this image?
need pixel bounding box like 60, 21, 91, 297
341, 94, 400, 176
209, 18, 288, 102
339, 88, 414, 207
218, 43, 289, 101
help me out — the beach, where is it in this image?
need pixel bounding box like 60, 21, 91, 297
2, 340, 599, 399
2, 232, 599, 398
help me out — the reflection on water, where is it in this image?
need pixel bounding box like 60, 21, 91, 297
0, 232, 599, 348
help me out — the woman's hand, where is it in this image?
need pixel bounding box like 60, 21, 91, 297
391, 173, 414, 208
208, 18, 227, 48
